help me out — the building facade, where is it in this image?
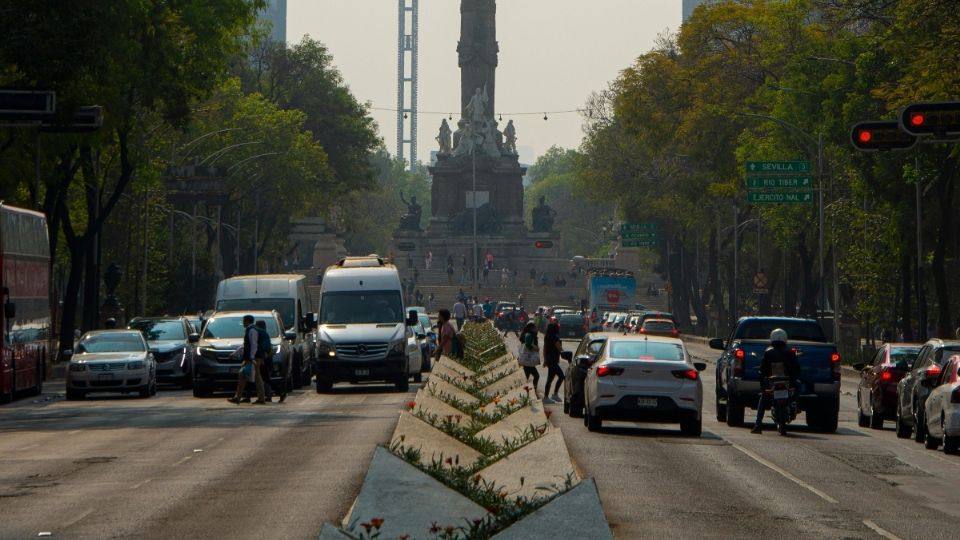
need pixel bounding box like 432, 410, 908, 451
682, 0, 703, 22
259, 0, 287, 43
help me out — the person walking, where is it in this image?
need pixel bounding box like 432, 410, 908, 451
427, 292, 435, 313
542, 322, 565, 403
529, 267, 537, 287
453, 298, 467, 330
229, 315, 265, 404
460, 255, 469, 284
500, 267, 509, 288
502, 308, 520, 338
425, 251, 433, 270
517, 322, 541, 394
482, 265, 490, 286
255, 320, 286, 403
415, 289, 424, 306
446, 261, 455, 285
535, 308, 546, 333
435, 309, 456, 363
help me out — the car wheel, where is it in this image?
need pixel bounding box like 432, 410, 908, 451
913, 407, 926, 443
726, 396, 745, 427
857, 392, 870, 427
315, 377, 333, 394
291, 356, 303, 389
138, 384, 151, 398
395, 376, 410, 392
869, 408, 884, 429
925, 429, 941, 450
680, 416, 702, 437
716, 394, 728, 423
941, 418, 959, 455
586, 409, 602, 432
895, 409, 912, 438
413, 373, 423, 383
149, 380, 157, 396
65, 389, 84, 401
570, 400, 584, 418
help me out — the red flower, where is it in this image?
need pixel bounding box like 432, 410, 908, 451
445, 457, 453, 465
545, 410, 553, 419
360, 522, 372, 533
370, 517, 384, 529
405, 400, 416, 410
472, 474, 482, 484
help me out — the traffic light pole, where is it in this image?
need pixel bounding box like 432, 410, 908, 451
818, 132, 826, 326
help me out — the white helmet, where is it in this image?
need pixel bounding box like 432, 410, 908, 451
770, 328, 788, 344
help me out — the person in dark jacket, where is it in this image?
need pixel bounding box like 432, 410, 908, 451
229, 315, 265, 404
751, 328, 801, 434
255, 320, 286, 403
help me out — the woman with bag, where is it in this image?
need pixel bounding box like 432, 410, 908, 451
517, 322, 541, 393
434, 309, 457, 362
542, 322, 565, 404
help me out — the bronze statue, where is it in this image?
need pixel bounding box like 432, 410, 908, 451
398, 192, 423, 231
531, 196, 557, 232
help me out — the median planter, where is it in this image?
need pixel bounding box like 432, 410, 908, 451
319, 321, 612, 539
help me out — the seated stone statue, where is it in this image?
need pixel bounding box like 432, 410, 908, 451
531, 196, 557, 232
398, 192, 422, 231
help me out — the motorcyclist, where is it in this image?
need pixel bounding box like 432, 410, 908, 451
751, 328, 801, 434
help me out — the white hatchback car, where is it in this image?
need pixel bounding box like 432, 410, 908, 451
66, 330, 157, 400
583, 335, 705, 435
923, 354, 960, 454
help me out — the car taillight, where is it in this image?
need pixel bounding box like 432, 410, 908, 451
639, 328, 646, 333
926, 365, 942, 378
596, 365, 624, 377
831, 352, 841, 363
831, 351, 842, 381
672, 369, 699, 381
880, 370, 893, 382
671, 329, 679, 337
734, 349, 745, 376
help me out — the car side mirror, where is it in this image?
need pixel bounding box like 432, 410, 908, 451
576, 355, 592, 368
3, 301, 15, 320
708, 338, 725, 351
284, 331, 297, 341
853, 362, 865, 371
895, 361, 909, 371
694, 362, 707, 372
561, 351, 573, 362
188, 333, 200, 343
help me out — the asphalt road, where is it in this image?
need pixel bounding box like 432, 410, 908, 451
540, 336, 960, 539
0, 381, 417, 540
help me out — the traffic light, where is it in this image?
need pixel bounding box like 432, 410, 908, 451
534, 240, 554, 249
850, 121, 917, 152
0, 90, 55, 120
899, 101, 960, 138
41, 106, 103, 133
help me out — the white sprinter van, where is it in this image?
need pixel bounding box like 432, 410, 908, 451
214, 274, 317, 388
313, 257, 421, 392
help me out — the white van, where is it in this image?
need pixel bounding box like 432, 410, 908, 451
214, 274, 317, 388
314, 257, 421, 392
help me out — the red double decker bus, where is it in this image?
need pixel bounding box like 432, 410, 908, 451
1, 203, 51, 403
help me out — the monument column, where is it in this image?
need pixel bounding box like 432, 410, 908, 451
458, 0, 498, 119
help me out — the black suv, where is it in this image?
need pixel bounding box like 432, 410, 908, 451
895, 339, 960, 441
128, 317, 199, 389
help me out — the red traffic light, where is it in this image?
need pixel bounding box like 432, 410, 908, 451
900, 101, 960, 137
534, 240, 554, 249
850, 121, 917, 152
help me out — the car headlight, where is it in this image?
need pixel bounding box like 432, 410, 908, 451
69, 363, 86, 372
127, 361, 145, 370
318, 341, 336, 358
274, 345, 282, 355
390, 339, 406, 355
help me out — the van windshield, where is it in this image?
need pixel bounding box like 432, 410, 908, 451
321, 291, 404, 325
216, 299, 295, 329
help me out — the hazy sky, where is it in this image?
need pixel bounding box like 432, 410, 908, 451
287, 1, 681, 164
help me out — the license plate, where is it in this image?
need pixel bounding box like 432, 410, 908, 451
773, 389, 789, 400
97, 373, 114, 381
637, 397, 658, 408
355, 369, 370, 377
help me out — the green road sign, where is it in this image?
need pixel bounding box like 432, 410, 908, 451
746, 175, 814, 189
623, 239, 658, 248
621, 232, 658, 240
745, 161, 812, 174
621, 223, 657, 234
748, 192, 814, 204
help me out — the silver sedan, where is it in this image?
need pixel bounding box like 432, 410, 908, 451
583, 335, 705, 435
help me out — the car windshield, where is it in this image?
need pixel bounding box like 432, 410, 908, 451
644, 321, 675, 332
129, 320, 185, 342
609, 341, 684, 361
216, 298, 296, 329
78, 333, 145, 353
889, 347, 921, 366
321, 291, 404, 324
202, 316, 279, 339
736, 320, 827, 342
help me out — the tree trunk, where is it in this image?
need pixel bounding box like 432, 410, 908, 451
797, 241, 817, 318
899, 246, 912, 341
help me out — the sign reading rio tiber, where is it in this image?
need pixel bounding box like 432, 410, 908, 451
745, 161, 814, 205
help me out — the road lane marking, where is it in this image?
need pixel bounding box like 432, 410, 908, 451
18, 443, 38, 451
130, 478, 153, 490
68, 430, 82, 435
61, 508, 94, 528
863, 519, 902, 540
730, 443, 839, 504
173, 455, 192, 466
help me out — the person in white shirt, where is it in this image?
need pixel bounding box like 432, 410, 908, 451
452, 300, 467, 330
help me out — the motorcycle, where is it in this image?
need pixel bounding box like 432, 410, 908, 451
766, 376, 798, 436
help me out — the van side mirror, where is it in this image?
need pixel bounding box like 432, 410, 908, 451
188, 333, 200, 343
694, 362, 707, 372
4, 301, 15, 320
709, 338, 725, 351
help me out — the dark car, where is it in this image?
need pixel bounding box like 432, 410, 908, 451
128, 317, 199, 389
558, 313, 587, 340
895, 339, 960, 441
562, 333, 608, 418
494, 302, 518, 330
854, 343, 921, 429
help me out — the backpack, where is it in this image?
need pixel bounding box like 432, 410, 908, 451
255, 326, 272, 358
451, 331, 466, 358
